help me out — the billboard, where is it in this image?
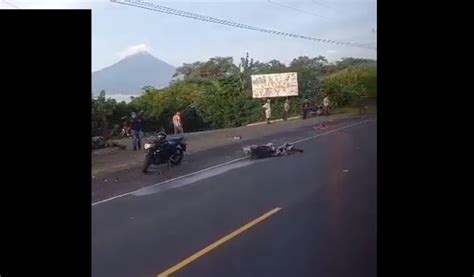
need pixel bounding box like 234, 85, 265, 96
251, 72, 298, 98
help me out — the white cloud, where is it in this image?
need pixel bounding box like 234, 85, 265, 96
117, 44, 152, 59
327, 50, 338, 54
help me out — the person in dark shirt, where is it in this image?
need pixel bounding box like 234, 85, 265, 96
130, 112, 143, 151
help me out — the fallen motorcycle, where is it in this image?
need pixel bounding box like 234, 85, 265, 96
143, 132, 187, 173
242, 142, 303, 159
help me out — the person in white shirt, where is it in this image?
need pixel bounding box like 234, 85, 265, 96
283, 98, 290, 121
323, 95, 330, 117
262, 99, 272, 124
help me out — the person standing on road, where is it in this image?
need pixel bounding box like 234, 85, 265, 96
130, 112, 143, 151
172, 112, 184, 134
323, 95, 331, 117
283, 98, 290, 121
358, 93, 368, 116
302, 99, 309, 119
262, 99, 272, 124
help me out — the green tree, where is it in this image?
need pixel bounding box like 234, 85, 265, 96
336, 57, 376, 70
360, 64, 377, 98
174, 57, 239, 81
194, 75, 261, 128
91, 90, 117, 136
129, 81, 210, 132
289, 56, 328, 72
286, 56, 328, 109
321, 67, 370, 107
91, 56, 376, 137
110, 101, 133, 127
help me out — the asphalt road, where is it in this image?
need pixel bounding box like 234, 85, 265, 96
92, 118, 377, 277
92, 115, 371, 203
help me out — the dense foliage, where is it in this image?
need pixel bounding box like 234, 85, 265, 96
92, 55, 376, 136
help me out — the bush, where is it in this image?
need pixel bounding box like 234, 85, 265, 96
321, 66, 374, 107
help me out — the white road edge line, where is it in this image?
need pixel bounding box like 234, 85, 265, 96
92, 119, 372, 207
91, 156, 249, 206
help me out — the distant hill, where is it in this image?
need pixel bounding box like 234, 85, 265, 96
92, 51, 176, 95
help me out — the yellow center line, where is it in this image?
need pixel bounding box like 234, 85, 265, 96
157, 207, 283, 277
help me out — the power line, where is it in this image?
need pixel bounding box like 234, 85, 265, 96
338, 32, 376, 46
110, 0, 376, 50
267, 0, 327, 19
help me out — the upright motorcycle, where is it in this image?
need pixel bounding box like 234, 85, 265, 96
143, 132, 186, 173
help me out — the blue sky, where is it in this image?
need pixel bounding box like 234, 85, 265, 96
1, 0, 376, 72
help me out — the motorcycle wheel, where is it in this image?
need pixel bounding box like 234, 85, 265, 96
143, 156, 152, 173
169, 149, 184, 165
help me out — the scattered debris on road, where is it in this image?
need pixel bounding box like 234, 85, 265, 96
233, 136, 242, 140
343, 169, 349, 173
314, 123, 328, 130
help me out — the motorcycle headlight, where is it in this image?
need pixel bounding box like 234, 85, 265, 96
144, 143, 153, 150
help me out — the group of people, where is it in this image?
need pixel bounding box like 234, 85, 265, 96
123, 95, 331, 150
262, 98, 292, 124
261, 95, 331, 124
302, 95, 331, 119
121, 111, 185, 151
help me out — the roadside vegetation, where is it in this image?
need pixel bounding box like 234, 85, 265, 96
92, 54, 376, 137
